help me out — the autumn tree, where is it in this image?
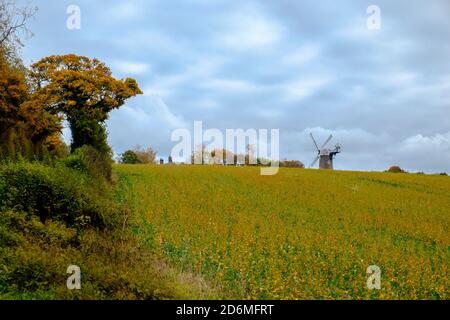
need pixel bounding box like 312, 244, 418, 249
281, 160, 305, 168
0, 0, 35, 131
133, 145, 157, 164
0, 47, 27, 131
27, 54, 143, 153
0, 46, 63, 160
0, 46, 27, 159
387, 165, 405, 173
0, 3, 64, 160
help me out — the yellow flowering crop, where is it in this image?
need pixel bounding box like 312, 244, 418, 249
115, 165, 449, 300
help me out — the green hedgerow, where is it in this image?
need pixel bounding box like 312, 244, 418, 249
0, 161, 119, 229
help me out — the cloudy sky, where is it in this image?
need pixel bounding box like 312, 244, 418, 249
22, 0, 450, 172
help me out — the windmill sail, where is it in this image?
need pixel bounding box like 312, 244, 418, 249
321, 134, 333, 149
310, 133, 319, 151
310, 155, 320, 168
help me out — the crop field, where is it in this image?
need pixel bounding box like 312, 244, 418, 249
115, 165, 449, 300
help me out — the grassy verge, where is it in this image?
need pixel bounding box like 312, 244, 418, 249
0, 161, 216, 299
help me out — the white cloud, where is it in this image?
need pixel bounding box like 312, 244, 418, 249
111, 60, 151, 75
110, 30, 181, 54
220, 11, 283, 50
194, 98, 219, 109
202, 78, 259, 93
396, 133, 450, 168
401, 133, 450, 152
107, 95, 187, 155
282, 127, 450, 173
143, 74, 185, 98
282, 45, 321, 66
376, 71, 419, 87
281, 127, 388, 170
283, 77, 333, 101
143, 58, 226, 97
400, 78, 450, 100
147, 95, 187, 129
382, 132, 450, 173
119, 95, 185, 129
106, 2, 143, 20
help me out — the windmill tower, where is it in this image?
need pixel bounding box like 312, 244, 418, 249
309, 133, 341, 169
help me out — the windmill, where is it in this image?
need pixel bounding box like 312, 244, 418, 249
309, 133, 341, 169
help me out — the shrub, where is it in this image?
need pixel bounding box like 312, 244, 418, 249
0, 162, 119, 228
0, 210, 189, 300
60, 145, 112, 181
387, 165, 405, 173
281, 160, 305, 168
119, 150, 142, 164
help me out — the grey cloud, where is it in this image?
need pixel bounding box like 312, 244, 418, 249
21, 0, 450, 172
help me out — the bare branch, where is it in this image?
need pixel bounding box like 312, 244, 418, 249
0, 0, 37, 59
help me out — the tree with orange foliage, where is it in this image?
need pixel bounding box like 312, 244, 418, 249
0, 47, 63, 159
27, 54, 143, 153
0, 46, 27, 131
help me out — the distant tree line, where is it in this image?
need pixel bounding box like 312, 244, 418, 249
187, 144, 304, 168
386, 165, 447, 176
119, 146, 157, 164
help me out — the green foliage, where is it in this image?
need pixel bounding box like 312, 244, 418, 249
0, 161, 213, 300
0, 125, 31, 161
0, 125, 69, 163
0, 161, 117, 228
119, 150, 142, 164
68, 116, 111, 154
60, 145, 113, 181
0, 209, 197, 300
